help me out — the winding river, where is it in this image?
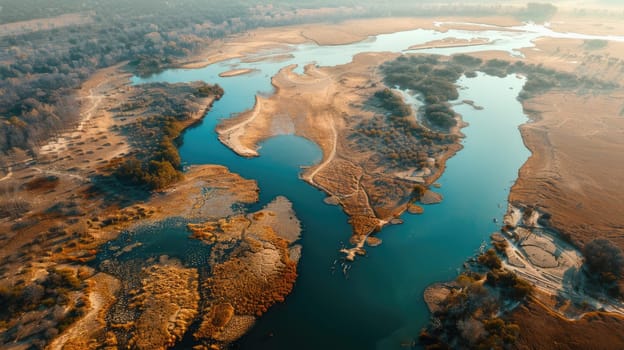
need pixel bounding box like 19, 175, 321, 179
129, 23, 624, 349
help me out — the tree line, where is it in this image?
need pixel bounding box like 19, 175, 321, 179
0, 1, 564, 158
111, 82, 223, 190
0, 1, 364, 157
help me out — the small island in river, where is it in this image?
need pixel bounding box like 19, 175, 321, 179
218, 68, 258, 78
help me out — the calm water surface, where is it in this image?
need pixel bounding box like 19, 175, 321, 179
129, 24, 619, 349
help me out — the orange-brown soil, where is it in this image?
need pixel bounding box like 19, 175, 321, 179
408, 37, 491, 51
0, 62, 257, 349
486, 22, 624, 348
201, 230, 297, 316
149, 165, 258, 221
190, 197, 301, 348
511, 91, 624, 249
5, 12, 624, 349
550, 10, 624, 36
180, 16, 521, 69
471, 32, 624, 252
512, 300, 624, 350
78, 196, 299, 350
217, 54, 459, 240
501, 36, 624, 347
463, 33, 624, 255
48, 272, 121, 350
129, 262, 199, 349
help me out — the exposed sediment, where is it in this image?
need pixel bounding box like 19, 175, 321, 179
96, 197, 301, 350
219, 68, 257, 77
423, 283, 456, 314
130, 261, 200, 349
149, 164, 259, 221
13, 62, 295, 349
48, 272, 121, 350
510, 90, 624, 250
216, 54, 460, 245
0, 63, 240, 349
419, 190, 443, 205
408, 37, 490, 51
9, 13, 624, 350
191, 197, 302, 348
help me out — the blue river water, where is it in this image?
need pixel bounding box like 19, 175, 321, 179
127, 24, 616, 349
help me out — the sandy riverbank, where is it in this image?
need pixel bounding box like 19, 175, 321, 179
473, 19, 624, 347
0, 60, 267, 348
431, 34, 624, 255
179, 16, 522, 70
48, 272, 121, 350
511, 90, 624, 249
549, 10, 624, 36
497, 30, 624, 252
219, 68, 258, 77
408, 37, 491, 51
176, 14, 624, 349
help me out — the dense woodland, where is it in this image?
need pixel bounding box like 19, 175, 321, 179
110, 82, 224, 190
358, 85, 457, 170
0, 1, 564, 25
381, 55, 462, 130
381, 54, 617, 119
0, 1, 252, 156
0, 1, 568, 158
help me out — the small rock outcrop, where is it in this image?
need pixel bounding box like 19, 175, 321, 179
420, 190, 444, 205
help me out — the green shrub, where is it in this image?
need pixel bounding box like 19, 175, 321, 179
478, 249, 502, 269
452, 54, 483, 67
374, 89, 411, 117
584, 39, 608, 50
516, 3, 557, 22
